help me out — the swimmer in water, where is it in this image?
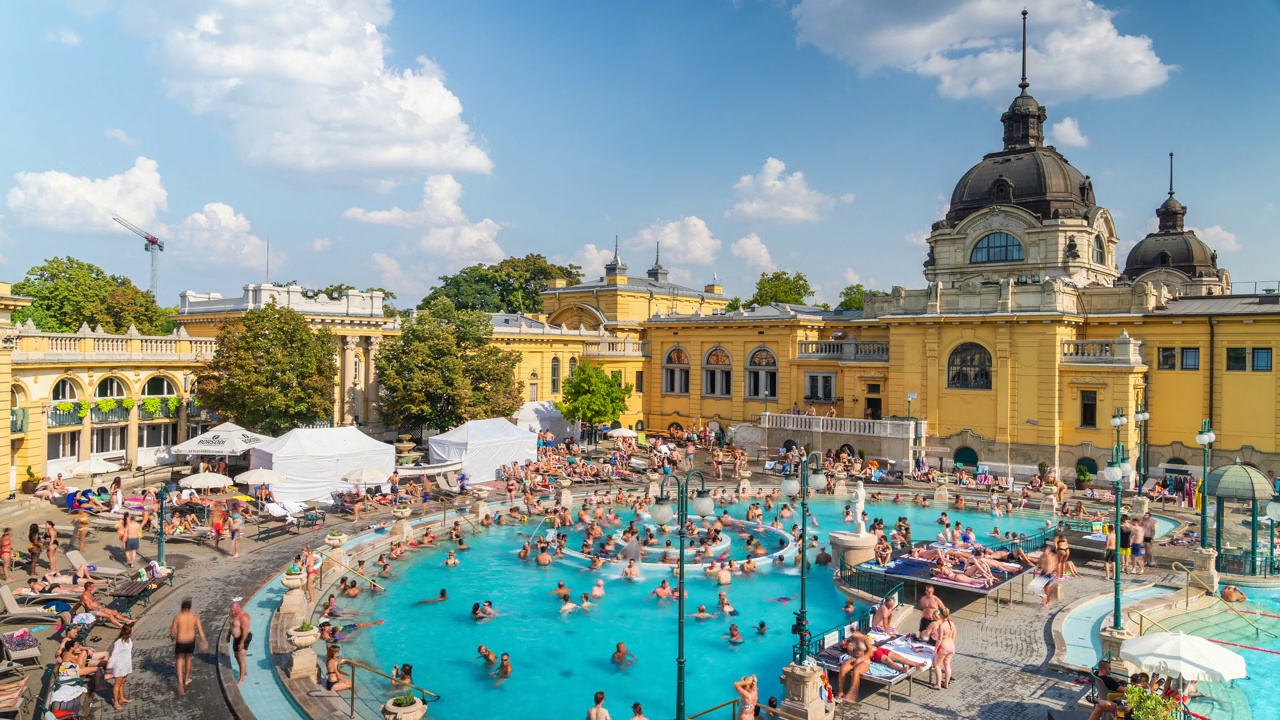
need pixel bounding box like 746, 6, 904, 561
718, 592, 738, 616
560, 596, 580, 614
767, 596, 792, 604
591, 579, 606, 599
551, 581, 572, 600
724, 624, 745, 644
415, 589, 448, 605
477, 645, 497, 664
622, 559, 641, 580
579, 592, 595, 611
491, 653, 512, 685
444, 550, 460, 567
688, 604, 718, 620
649, 579, 673, 600
611, 642, 637, 668
757, 621, 768, 635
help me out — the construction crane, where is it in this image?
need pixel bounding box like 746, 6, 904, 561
111, 214, 165, 298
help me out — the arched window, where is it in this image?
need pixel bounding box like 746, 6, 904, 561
663, 347, 690, 394
953, 446, 979, 468
1092, 236, 1105, 265
1075, 457, 1099, 475
703, 347, 732, 398
51, 379, 77, 402
947, 342, 993, 390
969, 232, 1024, 264
142, 376, 176, 396
747, 348, 778, 400
95, 377, 125, 398
568, 357, 578, 378
1159, 251, 1172, 267
550, 357, 561, 394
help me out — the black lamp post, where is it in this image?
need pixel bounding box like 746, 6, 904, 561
1134, 399, 1150, 487
156, 486, 169, 567
649, 471, 713, 720
780, 451, 820, 662
1195, 420, 1216, 550
1103, 408, 1131, 631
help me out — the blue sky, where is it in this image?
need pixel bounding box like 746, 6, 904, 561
1, 0, 1278, 307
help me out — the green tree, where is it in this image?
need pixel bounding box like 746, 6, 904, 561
746, 270, 814, 307
317, 283, 356, 298
420, 254, 583, 314
12, 256, 172, 334
196, 303, 338, 434
375, 297, 522, 431
725, 297, 743, 312
556, 361, 632, 440
836, 283, 886, 312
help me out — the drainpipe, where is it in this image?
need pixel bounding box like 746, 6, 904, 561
1208, 315, 1216, 430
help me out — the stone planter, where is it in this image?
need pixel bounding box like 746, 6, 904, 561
286, 626, 320, 651
471, 489, 490, 501
391, 506, 413, 520
281, 572, 305, 590
324, 533, 348, 549
382, 697, 426, 720
398, 434, 413, 442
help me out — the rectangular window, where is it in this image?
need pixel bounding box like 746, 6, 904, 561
1181, 348, 1200, 370
703, 369, 731, 398
664, 368, 689, 394
91, 427, 126, 455
139, 423, 177, 448
805, 373, 836, 402
1254, 348, 1273, 372
1226, 347, 1247, 371
867, 383, 881, 395
47, 431, 79, 461
1080, 390, 1098, 428
1158, 347, 1176, 370
528, 383, 538, 402
747, 370, 778, 400
634, 371, 644, 393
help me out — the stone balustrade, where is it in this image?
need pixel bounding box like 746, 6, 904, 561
1061, 331, 1144, 365
796, 340, 890, 362
582, 340, 649, 358
11, 320, 216, 364
759, 412, 925, 440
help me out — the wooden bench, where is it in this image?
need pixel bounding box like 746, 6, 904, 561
254, 515, 296, 542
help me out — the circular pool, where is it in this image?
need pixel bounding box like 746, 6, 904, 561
321, 495, 1065, 719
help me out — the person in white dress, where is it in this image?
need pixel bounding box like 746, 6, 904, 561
106, 625, 134, 710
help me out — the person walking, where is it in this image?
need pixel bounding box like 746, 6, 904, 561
587, 690, 612, 720
228, 597, 252, 683
169, 598, 208, 696
124, 514, 142, 567
105, 625, 135, 710
228, 508, 244, 559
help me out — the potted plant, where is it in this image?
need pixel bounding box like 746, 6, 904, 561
1075, 464, 1093, 491
286, 619, 320, 650
281, 569, 306, 590
391, 504, 413, 520
1037, 461, 1050, 480
1124, 685, 1179, 720
382, 691, 425, 720
324, 531, 348, 548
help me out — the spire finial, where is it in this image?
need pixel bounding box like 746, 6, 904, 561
1168, 152, 1175, 197
1019, 8, 1029, 93
654, 240, 661, 267
613, 235, 620, 260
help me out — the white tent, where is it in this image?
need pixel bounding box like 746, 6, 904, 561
429, 418, 537, 484
249, 427, 395, 503
172, 422, 272, 456
511, 401, 571, 441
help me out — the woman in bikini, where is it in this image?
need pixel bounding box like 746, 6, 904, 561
924, 608, 956, 689
43, 521, 59, 572
26, 524, 41, 575
733, 675, 758, 720
0, 528, 12, 579
326, 644, 351, 693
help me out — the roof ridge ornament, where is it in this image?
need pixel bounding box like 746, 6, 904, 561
1019, 8, 1029, 94
1168, 152, 1175, 197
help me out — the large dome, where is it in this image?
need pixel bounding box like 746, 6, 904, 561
947, 146, 1095, 225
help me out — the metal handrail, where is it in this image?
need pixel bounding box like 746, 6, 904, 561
1126, 608, 1173, 636
687, 698, 807, 720
337, 657, 441, 718
322, 551, 387, 591
1171, 561, 1277, 639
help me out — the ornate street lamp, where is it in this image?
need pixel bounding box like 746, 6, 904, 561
1195, 420, 1216, 549
649, 471, 714, 720
1104, 407, 1129, 631
1133, 401, 1150, 486
156, 486, 170, 567
780, 451, 821, 662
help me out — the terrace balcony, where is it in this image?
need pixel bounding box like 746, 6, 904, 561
796, 340, 889, 362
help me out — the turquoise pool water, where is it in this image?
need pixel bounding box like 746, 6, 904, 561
1059, 585, 1176, 668
332, 497, 1066, 720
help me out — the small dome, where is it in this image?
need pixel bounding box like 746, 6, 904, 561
1122, 191, 1219, 281
948, 147, 1093, 225
1205, 462, 1271, 501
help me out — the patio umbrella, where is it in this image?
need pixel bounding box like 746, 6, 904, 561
236, 468, 287, 486
179, 472, 234, 489
342, 467, 387, 486
66, 458, 123, 476
607, 428, 638, 438
1119, 632, 1247, 682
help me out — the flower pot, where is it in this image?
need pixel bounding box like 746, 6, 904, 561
471, 489, 490, 501
324, 533, 348, 549
391, 506, 413, 520
382, 697, 426, 720
19, 480, 36, 495
281, 572, 306, 590
286, 626, 320, 651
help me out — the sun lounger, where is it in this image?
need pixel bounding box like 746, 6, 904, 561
0, 588, 65, 627
0, 629, 40, 667
64, 551, 130, 580
0, 675, 29, 718
11, 589, 78, 607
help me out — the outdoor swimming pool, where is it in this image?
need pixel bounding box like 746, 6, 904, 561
1058, 584, 1176, 669
327, 496, 1083, 719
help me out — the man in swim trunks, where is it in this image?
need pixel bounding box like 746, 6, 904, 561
228, 597, 251, 683
75, 582, 134, 627
169, 598, 207, 696
869, 645, 927, 673
838, 631, 871, 700
916, 585, 946, 634
551, 581, 572, 600
611, 642, 636, 668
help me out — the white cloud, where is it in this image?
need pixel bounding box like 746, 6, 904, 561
345, 174, 504, 267
792, 0, 1173, 102
625, 216, 721, 266
731, 233, 776, 272
48, 29, 82, 46
1048, 117, 1089, 147
176, 202, 281, 271
568, 243, 616, 275
1191, 225, 1240, 252
129, 0, 491, 177
6, 156, 168, 234
309, 237, 332, 252
104, 129, 138, 146
370, 251, 426, 296
905, 229, 929, 247
842, 267, 861, 285
726, 158, 849, 223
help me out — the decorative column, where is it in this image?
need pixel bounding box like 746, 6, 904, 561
342, 336, 358, 426
366, 336, 382, 428
778, 663, 834, 720
125, 396, 140, 470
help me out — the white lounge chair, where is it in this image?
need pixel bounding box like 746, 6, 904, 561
0, 588, 65, 627
64, 550, 130, 580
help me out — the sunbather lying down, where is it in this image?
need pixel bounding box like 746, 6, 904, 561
869, 646, 928, 673
931, 566, 990, 588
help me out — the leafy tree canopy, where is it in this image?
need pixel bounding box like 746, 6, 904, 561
725, 297, 743, 312
556, 361, 632, 430
375, 297, 522, 431
745, 270, 815, 307
419, 254, 583, 314
196, 303, 338, 435
12, 256, 174, 335
836, 283, 886, 312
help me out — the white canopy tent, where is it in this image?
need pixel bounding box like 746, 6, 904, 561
249, 427, 395, 503
172, 422, 272, 456
511, 401, 571, 442
429, 418, 537, 484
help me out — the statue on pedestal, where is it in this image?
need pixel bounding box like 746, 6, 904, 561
851, 481, 867, 535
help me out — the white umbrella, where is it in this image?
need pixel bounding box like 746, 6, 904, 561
66, 458, 123, 476
180, 472, 234, 489
607, 428, 638, 438
236, 468, 287, 486
172, 422, 271, 455
342, 467, 387, 485
1120, 632, 1247, 682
